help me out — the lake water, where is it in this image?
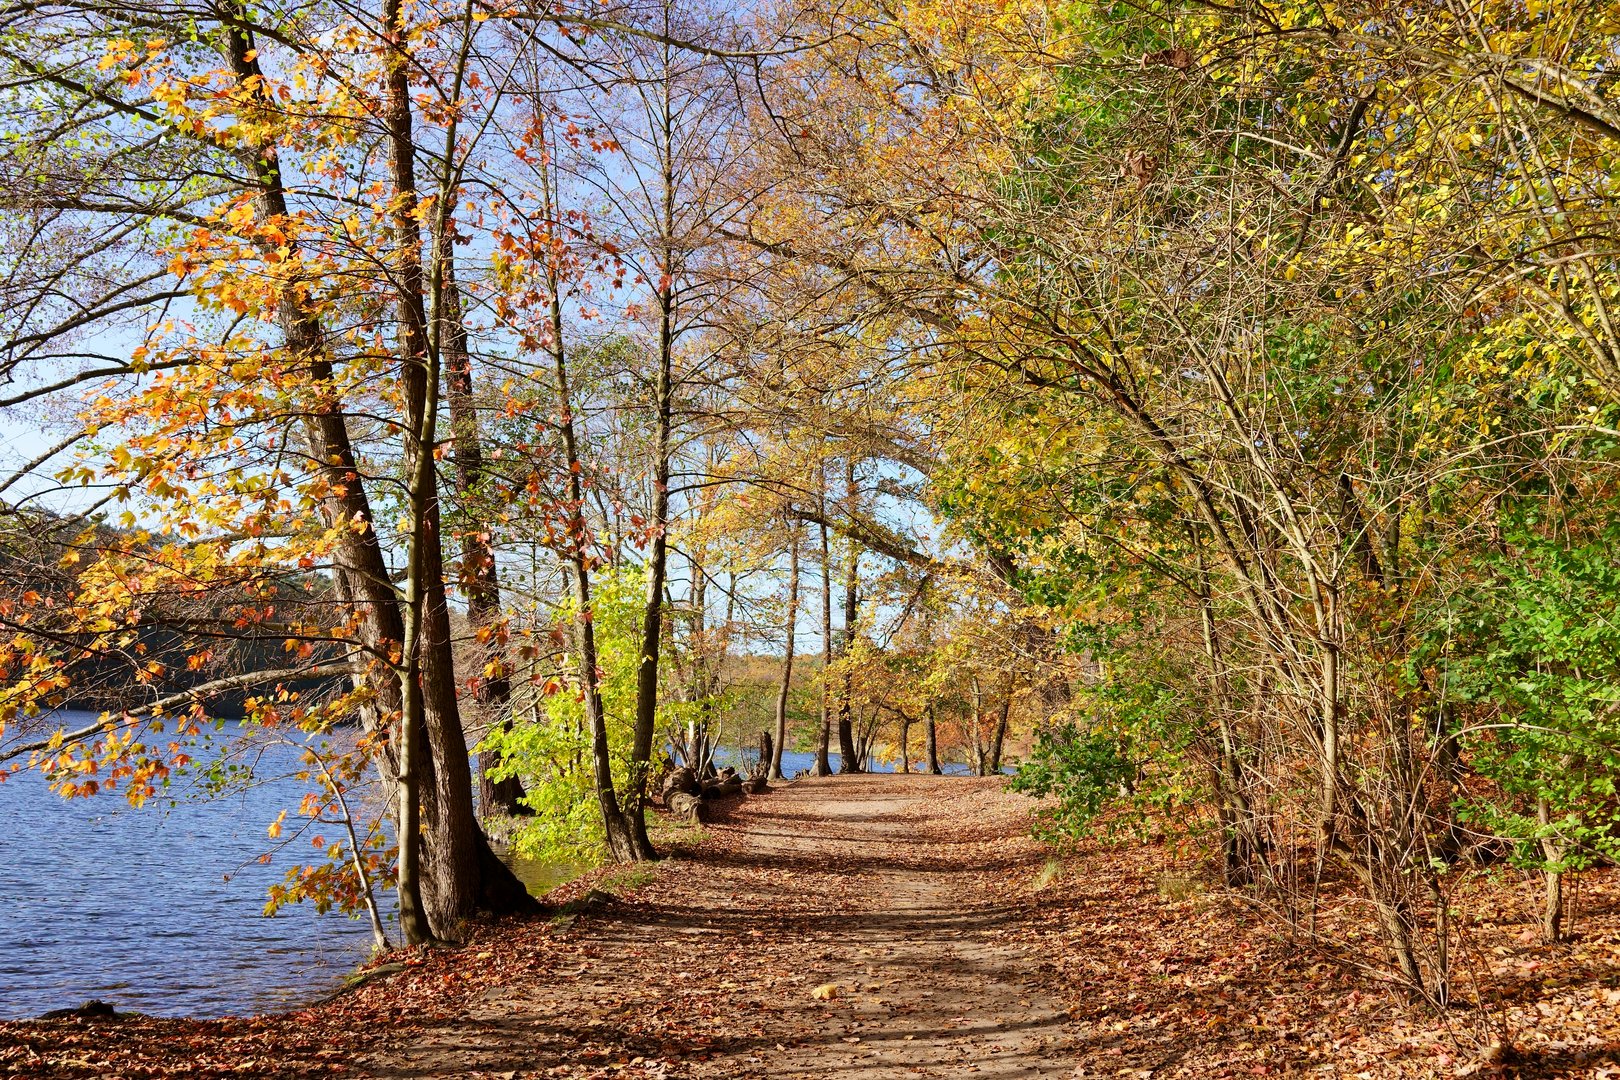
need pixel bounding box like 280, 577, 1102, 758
0, 718, 985, 1020
0, 717, 394, 1019
725, 747, 979, 777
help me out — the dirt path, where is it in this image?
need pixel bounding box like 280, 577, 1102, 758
372, 774, 1074, 1079
691, 775, 1073, 1078
14, 772, 1620, 1077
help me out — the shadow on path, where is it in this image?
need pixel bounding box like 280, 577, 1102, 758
370, 774, 1074, 1080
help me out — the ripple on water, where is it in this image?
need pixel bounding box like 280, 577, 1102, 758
1, 714, 588, 1019
0, 716, 381, 1019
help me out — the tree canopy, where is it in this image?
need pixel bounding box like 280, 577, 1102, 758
1, 0, 1619, 1013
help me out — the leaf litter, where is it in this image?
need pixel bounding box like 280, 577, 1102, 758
4, 775, 1619, 1078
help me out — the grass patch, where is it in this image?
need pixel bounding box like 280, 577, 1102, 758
1032, 857, 1065, 891
650, 818, 710, 850
600, 865, 660, 893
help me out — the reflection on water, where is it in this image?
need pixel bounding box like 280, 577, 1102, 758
501, 851, 586, 896
0, 714, 577, 1020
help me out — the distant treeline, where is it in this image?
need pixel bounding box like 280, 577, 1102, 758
0, 505, 348, 719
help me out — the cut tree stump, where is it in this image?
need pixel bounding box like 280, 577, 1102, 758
668, 791, 706, 823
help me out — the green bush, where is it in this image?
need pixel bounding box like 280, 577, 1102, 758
1010, 721, 1136, 843
482, 567, 646, 864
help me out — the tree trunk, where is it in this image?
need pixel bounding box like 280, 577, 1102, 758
854, 716, 877, 771
382, 9, 536, 936
442, 273, 528, 818
553, 382, 636, 864
537, 146, 636, 863
814, 517, 833, 776
687, 551, 710, 774
757, 729, 773, 779
988, 677, 1011, 773
1544, 867, 1565, 945
924, 704, 941, 775
1195, 540, 1259, 887
771, 529, 798, 780
1538, 797, 1565, 942
1432, 702, 1467, 861
623, 49, 683, 862
919, 580, 942, 776
384, 55, 455, 938
1319, 635, 1340, 854
220, 21, 436, 943
836, 461, 860, 773
970, 676, 987, 776
625, 273, 675, 863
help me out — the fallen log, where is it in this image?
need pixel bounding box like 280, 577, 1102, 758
660, 765, 699, 805
703, 777, 745, 799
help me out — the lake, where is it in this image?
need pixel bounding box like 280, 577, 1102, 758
0, 717, 396, 1020
727, 747, 981, 777
0, 717, 984, 1020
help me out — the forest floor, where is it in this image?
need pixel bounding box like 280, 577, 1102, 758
5, 773, 1620, 1079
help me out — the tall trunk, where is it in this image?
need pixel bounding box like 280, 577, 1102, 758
383, 58, 450, 939
924, 704, 941, 775
548, 311, 636, 861
771, 529, 799, 780
898, 715, 910, 773
988, 676, 1011, 773
382, 2, 534, 936
537, 142, 637, 860
442, 273, 528, 818
219, 21, 436, 941
814, 517, 833, 776
625, 276, 673, 862
837, 461, 860, 773
624, 30, 681, 861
